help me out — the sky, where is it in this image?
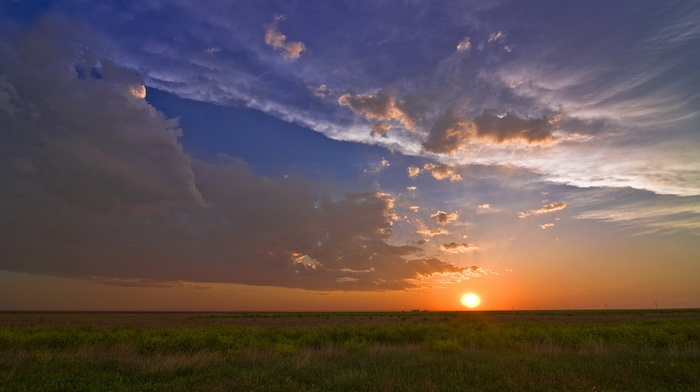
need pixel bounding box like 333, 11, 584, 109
0, 0, 699, 311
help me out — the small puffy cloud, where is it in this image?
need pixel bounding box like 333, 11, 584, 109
476, 203, 498, 214
407, 166, 421, 178
423, 163, 462, 181
370, 122, 392, 138
406, 186, 417, 191
311, 84, 332, 98
264, 15, 306, 60
456, 37, 471, 51
538, 223, 555, 229
519, 201, 568, 218
431, 210, 459, 225
439, 242, 479, 254
338, 91, 415, 130
409, 205, 420, 212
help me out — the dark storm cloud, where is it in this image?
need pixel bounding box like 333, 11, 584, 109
0, 20, 484, 291
0, 18, 205, 215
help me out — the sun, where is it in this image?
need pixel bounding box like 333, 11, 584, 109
461, 293, 481, 309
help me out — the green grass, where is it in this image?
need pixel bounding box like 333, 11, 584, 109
1, 312, 699, 391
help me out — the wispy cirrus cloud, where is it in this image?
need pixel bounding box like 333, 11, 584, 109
41, 0, 697, 198
518, 202, 567, 218
575, 195, 700, 236
90, 277, 215, 290
415, 228, 451, 237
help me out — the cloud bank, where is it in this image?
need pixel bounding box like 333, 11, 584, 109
0, 19, 488, 291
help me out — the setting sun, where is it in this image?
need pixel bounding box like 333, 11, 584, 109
461, 293, 481, 309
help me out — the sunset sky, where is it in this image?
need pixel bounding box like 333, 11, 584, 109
1, 0, 698, 311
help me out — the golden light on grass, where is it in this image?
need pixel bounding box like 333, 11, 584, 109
461, 293, 481, 309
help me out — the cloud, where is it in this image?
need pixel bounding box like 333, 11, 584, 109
518, 201, 568, 218
407, 166, 421, 178
311, 84, 333, 98
538, 223, 555, 229
370, 122, 392, 138
408, 164, 462, 181
363, 158, 390, 174
338, 91, 415, 130
478, 204, 491, 209
408, 266, 497, 288
431, 211, 459, 225
439, 242, 479, 254
0, 20, 204, 216
422, 112, 472, 154
0, 20, 494, 292
90, 277, 215, 290
415, 228, 450, 237
488, 30, 507, 43
423, 164, 462, 181
264, 15, 306, 60
421, 109, 559, 154
41, 1, 700, 199
472, 110, 558, 145
456, 37, 471, 51
575, 192, 700, 235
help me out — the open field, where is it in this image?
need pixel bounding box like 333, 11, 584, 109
1, 309, 699, 391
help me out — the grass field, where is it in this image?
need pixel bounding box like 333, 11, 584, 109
1, 309, 699, 391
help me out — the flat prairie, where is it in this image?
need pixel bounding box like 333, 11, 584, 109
1, 309, 699, 391
2, 308, 698, 329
